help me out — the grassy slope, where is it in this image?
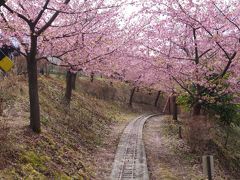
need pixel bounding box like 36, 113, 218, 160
4, 74, 238, 179
144, 116, 206, 179
75, 75, 165, 110
160, 115, 240, 179
213, 124, 240, 177
0, 75, 139, 179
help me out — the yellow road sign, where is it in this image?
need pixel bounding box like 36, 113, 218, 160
0, 49, 14, 72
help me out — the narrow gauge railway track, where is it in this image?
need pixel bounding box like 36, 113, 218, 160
110, 114, 157, 180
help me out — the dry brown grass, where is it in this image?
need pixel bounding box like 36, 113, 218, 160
145, 115, 234, 179
0, 119, 11, 169
181, 115, 215, 153
0, 75, 141, 179
75, 76, 165, 109
177, 113, 240, 178
144, 116, 205, 180
0, 73, 165, 179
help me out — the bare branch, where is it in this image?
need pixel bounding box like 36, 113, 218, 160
3, 4, 32, 26
213, 2, 240, 32
37, 0, 71, 35
33, 0, 50, 26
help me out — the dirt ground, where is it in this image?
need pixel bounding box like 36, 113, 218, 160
143, 116, 236, 180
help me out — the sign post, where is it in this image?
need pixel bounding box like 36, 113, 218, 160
202, 155, 214, 180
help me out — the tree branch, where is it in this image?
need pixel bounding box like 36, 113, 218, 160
33, 0, 50, 26
171, 75, 193, 97
37, 0, 71, 35
3, 4, 32, 26
213, 2, 240, 33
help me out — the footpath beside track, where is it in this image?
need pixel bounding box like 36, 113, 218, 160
110, 114, 157, 180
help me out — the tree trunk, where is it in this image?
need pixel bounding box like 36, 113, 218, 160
179, 126, 182, 139
172, 95, 178, 121
0, 98, 3, 116
72, 72, 77, 90
65, 70, 74, 104
154, 91, 161, 107
90, 72, 94, 82
224, 126, 230, 148
193, 102, 201, 116
45, 64, 50, 76
163, 96, 171, 114
39, 67, 44, 75
27, 36, 41, 133
129, 87, 136, 107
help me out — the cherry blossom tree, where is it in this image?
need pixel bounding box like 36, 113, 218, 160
142, 0, 240, 118
1, 0, 239, 133
0, 0, 123, 132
